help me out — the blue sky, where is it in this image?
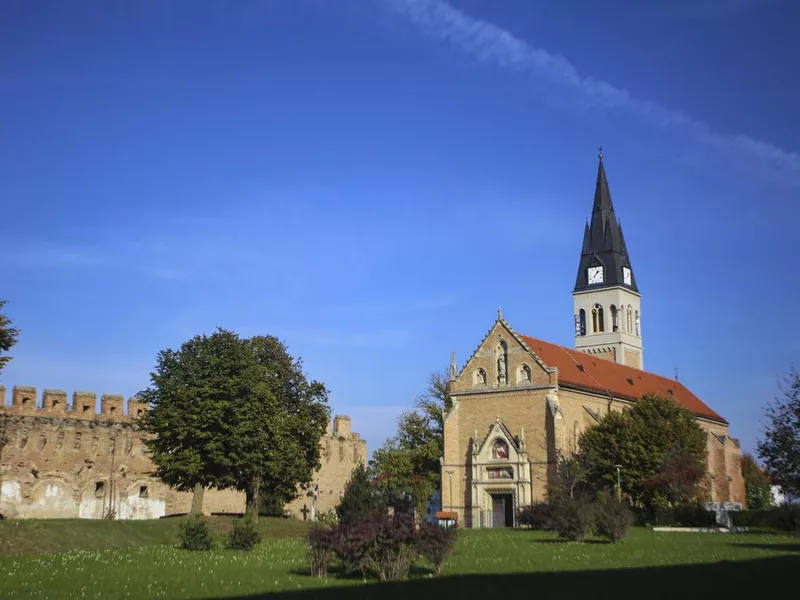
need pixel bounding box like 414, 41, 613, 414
1, 0, 799, 457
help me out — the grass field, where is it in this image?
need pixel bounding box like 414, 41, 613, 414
0, 519, 798, 599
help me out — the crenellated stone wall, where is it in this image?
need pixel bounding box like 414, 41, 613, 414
0, 385, 365, 520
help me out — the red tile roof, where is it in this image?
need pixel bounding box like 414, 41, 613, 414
519, 335, 726, 424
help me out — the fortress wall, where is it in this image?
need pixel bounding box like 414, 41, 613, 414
0, 386, 364, 520
285, 415, 368, 520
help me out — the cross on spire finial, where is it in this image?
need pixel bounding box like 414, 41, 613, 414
598, 146, 603, 160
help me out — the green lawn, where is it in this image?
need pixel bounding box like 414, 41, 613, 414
0, 517, 311, 557
0, 521, 797, 599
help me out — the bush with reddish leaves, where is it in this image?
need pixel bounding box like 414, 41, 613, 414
416, 522, 458, 575
306, 513, 458, 580
371, 513, 418, 581
307, 526, 339, 578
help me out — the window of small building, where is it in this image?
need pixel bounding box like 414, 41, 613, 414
94, 482, 105, 498
139, 485, 149, 499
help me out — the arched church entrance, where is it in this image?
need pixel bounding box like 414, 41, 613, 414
489, 492, 514, 528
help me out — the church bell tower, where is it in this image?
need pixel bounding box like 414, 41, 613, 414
572, 151, 643, 369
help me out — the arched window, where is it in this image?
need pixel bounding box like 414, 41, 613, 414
593, 304, 604, 332
519, 364, 531, 384
492, 439, 509, 459
573, 421, 581, 451
610, 305, 618, 332
474, 368, 487, 387
627, 306, 633, 332
579, 309, 586, 336
635, 311, 640, 336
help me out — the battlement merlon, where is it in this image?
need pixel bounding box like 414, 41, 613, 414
0, 386, 149, 422
333, 414, 351, 436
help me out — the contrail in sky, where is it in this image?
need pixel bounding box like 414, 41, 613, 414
383, 0, 800, 184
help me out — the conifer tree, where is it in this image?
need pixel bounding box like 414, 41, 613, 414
337, 463, 380, 524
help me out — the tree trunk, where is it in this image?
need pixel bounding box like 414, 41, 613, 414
246, 474, 262, 522
190, 482, 205, 516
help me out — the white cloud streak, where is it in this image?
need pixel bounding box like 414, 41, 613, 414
383, 0, 800, 184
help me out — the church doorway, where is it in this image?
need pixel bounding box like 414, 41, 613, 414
489, 493, 514, 528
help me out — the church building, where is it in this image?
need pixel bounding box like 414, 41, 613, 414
440, 153, 745, 528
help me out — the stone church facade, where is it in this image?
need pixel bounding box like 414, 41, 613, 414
0, 387, 366, 520
441, 154, 745, 528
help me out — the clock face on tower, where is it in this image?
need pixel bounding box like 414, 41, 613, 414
623, 267, 632, 286
587, 266, 604, 285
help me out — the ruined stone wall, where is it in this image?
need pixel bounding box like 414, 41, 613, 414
0, 386, 365, 520
285, 415, 368, 520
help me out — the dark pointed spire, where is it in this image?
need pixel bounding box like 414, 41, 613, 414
581, 220, 591, 254
574, 151, 638, 292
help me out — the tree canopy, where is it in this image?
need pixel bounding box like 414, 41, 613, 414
757, 369, 800, 502
370, 372, 452, 516
577, 394, 708, 507
228, 335, 330, 517
139, 328, 329, 518
0, 300, 20, 377
740, 453, 772, 509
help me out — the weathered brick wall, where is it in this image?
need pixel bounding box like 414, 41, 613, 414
285, 415, 368, 520
623, 349, 642, 369
0, 386, 365, 520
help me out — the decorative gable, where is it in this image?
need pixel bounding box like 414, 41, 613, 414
473, 418, 524, 460
450, 310, 558, 395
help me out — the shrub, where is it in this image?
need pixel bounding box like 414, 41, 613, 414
307, 513, 457, 581
553, 496, 595, 542
517, 502, 556, 531
594, 495, 632, 543
416, 522, 457, 576
228, 517, 261, 551
330, 518, 379, 576
370, 513, 418, 582
776, 504, 800, 532
178, 517, 213, 551
730, 508, 770, 528
731, 506, 800, 531
672, 503, 717, 527
307, 527, 338, 578
316, 509, 339, 528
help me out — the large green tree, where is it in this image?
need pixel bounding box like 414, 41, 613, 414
370, 372, 452, 516
740, 453, 772, 509
757, 369, 800, 502
0, 300, 20, 376
139, 329, 329, 519
577, 394, 708, 507
139, 328, 248, 514
227, 335, 330, 519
